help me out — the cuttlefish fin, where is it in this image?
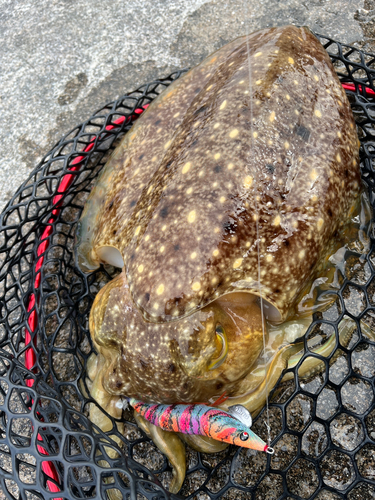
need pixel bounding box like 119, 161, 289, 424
134, 412, 186, 494
75, 151, 122, 272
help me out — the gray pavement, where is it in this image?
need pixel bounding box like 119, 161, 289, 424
1, 0, 375, 212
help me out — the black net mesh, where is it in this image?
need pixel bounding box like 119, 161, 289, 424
1, 35, 375, 500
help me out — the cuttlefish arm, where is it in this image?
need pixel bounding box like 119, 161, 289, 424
187, 315, 371, 459
86, 316, 371, 495
220, 315, 363, 416
134, 412, 187, 494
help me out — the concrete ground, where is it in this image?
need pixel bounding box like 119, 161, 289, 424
1, 0, 375, 499
1, 0, 375, 212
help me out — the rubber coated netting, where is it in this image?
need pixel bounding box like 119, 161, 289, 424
1, 35, 375, 500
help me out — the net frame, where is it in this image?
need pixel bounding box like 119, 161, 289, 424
1, 35, 375, 500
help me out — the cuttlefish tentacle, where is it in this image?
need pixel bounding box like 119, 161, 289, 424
88, 352, 186, 494
134, 412, 187, 494
221, 316, 364, 416
179, 433, 228, 454
86, 352, 127, 500
282, 315, 358, 380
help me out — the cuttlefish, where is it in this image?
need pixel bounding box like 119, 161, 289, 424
76, 25, 371, 493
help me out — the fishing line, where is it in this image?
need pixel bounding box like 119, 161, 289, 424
242, 2, 272, 446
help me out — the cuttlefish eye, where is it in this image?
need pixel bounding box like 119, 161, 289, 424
207, 325, 228, 371
240, 431, 249, 441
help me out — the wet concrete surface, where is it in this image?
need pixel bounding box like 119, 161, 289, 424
1, 0, 375, 499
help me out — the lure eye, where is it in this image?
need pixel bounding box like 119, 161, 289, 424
240, 431, 249, 441
208, 325, 228, 371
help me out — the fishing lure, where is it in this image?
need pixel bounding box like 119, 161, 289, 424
117, 397, 274, 453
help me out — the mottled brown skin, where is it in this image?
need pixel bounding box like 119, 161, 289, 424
77, 26, 365, 493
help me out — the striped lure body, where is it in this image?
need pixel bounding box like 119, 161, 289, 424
129, 398, 269, 452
